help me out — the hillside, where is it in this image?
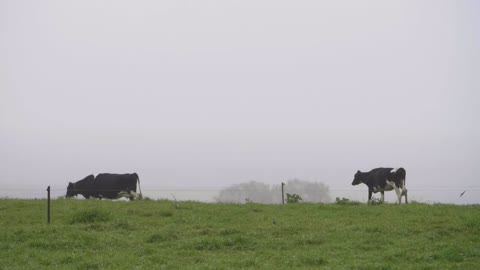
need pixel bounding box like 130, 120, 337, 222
0, 199, 479, 269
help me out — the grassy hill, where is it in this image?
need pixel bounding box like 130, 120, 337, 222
0, 199, 479, 269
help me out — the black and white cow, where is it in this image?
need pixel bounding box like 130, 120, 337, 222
351, 167, 408, 204
66, 173, 142, 200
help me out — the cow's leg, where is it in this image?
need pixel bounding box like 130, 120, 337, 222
403, 188, 408, 204
402, 179, 408, 204
129, 191, 141, 200
381, 191, 385, 203
393, 186, 402, 204
368, 189, 373, 204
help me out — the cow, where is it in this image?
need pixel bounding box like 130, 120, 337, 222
351, 167, 407, 204
66, 173, 142, 200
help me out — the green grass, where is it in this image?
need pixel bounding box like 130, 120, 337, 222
0, 199, 479, 269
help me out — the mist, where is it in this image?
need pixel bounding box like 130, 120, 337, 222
1, 1, 479, 204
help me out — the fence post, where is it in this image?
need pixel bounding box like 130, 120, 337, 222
281, 182, 285, 204
47, 186, 51, 224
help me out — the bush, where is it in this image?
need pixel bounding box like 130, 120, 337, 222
286, 193, 303, 203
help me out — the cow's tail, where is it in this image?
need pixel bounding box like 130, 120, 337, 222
398, 168, 406, 188
134, 172, 143, 199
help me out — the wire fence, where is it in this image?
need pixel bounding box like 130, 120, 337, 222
1, 186, 479, 204
3, 185, 480, 192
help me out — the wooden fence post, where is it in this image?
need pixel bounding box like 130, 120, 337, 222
281, 182, 285, 204
47, 186, 51, 224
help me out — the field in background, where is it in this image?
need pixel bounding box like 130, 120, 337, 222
1, 199, 479, 269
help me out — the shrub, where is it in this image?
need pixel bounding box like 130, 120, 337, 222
286, 193, 303, 204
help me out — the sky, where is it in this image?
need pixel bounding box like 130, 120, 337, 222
1, 0, 479, 203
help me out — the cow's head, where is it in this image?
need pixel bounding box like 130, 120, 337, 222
66, 182, 76, 197
351, 170, 363, 185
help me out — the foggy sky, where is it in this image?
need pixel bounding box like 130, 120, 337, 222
1, 0, 479, 203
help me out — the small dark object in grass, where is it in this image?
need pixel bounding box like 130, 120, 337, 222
335, 197, 361, 205
286, 193, 303, 203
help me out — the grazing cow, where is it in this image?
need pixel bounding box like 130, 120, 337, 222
66, 173, 142, 200
351, 167, 407, 204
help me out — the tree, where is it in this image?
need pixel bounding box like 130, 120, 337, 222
215, 181, 275, 203
215, 179, 331, 204
274, 179, 331, 203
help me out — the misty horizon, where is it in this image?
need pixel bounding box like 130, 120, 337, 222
1, 1, 479, 204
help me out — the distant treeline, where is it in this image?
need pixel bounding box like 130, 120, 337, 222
215, 179, 331, 204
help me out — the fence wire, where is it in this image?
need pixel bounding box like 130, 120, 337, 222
1, 186, 479, 204
1, 187, 480, 192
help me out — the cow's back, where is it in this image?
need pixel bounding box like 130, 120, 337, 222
365, 168, 392, 187
94, 173, 138, 198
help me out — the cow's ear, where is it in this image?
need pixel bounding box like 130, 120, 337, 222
357, 170, 361, 173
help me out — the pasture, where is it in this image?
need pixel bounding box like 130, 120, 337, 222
0, 199, 479, 269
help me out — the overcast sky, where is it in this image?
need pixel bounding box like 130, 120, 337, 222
1, 0, 479, 203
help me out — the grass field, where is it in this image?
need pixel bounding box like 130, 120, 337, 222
0, 199, 479, 269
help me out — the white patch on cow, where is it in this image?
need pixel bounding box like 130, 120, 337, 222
382, 181, 395, 192
391, 168, 398, 173
129, 191, 142, 200
373, 184, 394, 193
116, 191, 130, 200
113, 191, 141, 200
384, 185, 394, 191
385, 180, 396, 188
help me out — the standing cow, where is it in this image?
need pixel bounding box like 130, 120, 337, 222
351, 167, 408, 204
66, 173, 142, 200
